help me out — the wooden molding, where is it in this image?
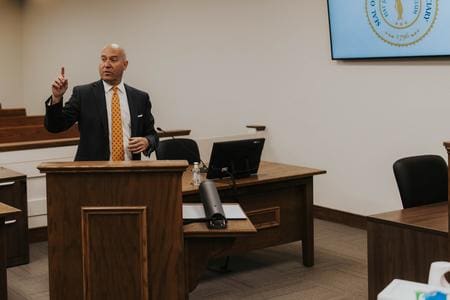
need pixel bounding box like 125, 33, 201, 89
314, 205, 367, 230
81, 206, 148, 300
246, 207, 280, 230
38, 160, 188, 173
246, 125, 266, 131
29, 227, 48, 243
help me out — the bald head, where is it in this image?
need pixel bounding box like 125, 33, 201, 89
99, 43, 128, 86
102, 43, 127, 60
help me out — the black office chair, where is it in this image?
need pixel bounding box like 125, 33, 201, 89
393, 155, 447, 209
155, 138, 201, 164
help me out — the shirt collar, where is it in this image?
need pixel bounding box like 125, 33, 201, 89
103, 80, 125, 94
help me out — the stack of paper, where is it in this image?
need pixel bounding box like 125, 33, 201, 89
183, 203, 247, 220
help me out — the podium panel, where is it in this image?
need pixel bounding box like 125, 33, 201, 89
81, 207, 148, 300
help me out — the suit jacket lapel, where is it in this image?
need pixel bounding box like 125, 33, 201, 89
125, 84, 137, 137
92, 80, 108, 138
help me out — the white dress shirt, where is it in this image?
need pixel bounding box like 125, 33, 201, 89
103, 80, 132, 160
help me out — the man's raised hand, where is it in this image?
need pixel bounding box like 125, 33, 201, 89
51, 67, 69, 104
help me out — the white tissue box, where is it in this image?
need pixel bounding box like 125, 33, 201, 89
378, 279, 450, 300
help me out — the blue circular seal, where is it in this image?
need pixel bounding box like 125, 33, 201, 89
366, 0, 439, 46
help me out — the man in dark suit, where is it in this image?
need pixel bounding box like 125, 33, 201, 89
45, 44, 158, 161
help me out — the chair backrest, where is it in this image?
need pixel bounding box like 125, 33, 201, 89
393, 155, 448, 209
155, 138, 201, 164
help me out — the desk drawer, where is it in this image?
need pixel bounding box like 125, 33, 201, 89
0, 177, 30, 266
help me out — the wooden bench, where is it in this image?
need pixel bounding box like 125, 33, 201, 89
0, 107, 79, 150
0, 108, 26, 118
0, 115, 44, 127
0, 124, 79, 144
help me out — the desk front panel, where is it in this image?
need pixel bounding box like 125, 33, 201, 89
183, 177, 309, 255
367, 218, 448, 300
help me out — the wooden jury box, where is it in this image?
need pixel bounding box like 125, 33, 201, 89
0, 167, 29, 266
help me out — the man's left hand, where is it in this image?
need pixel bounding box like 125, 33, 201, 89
128, 137, 149, 153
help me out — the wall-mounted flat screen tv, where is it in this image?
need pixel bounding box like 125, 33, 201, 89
327, 0, 450, 59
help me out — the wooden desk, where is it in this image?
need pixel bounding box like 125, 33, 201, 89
0, 202, 20, 300
367, 202, 448, 300
182, 161, 326, 294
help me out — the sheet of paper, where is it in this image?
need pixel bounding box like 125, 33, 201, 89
183, 203, 247, 220
223, 204, 247, 219
182, 204, 206, 219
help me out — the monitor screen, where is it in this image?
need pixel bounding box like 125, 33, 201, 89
327, 0, 449, 59
206, 138, 265, 179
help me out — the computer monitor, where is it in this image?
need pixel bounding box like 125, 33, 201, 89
206, 138, 265, 179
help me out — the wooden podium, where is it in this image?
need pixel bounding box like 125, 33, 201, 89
38, 160, 188, 300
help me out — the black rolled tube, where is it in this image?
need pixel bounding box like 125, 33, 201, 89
199, 180, 227, 229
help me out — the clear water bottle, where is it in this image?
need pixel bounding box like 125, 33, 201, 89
192, 162, 201, 186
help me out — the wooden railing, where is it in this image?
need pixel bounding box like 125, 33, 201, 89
0, 106, 191, 152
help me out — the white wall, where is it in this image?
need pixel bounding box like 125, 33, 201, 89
0, 0, 22, 109
12, 0, 450, 215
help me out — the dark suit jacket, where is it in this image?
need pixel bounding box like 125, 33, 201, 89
44, 80, 159, 161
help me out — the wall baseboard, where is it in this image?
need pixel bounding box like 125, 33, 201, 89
29, 226, 48, 243
313, 205, 367, 230
28, 205, 367, 244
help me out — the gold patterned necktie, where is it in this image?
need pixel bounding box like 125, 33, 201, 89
111, 86, 125, 161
